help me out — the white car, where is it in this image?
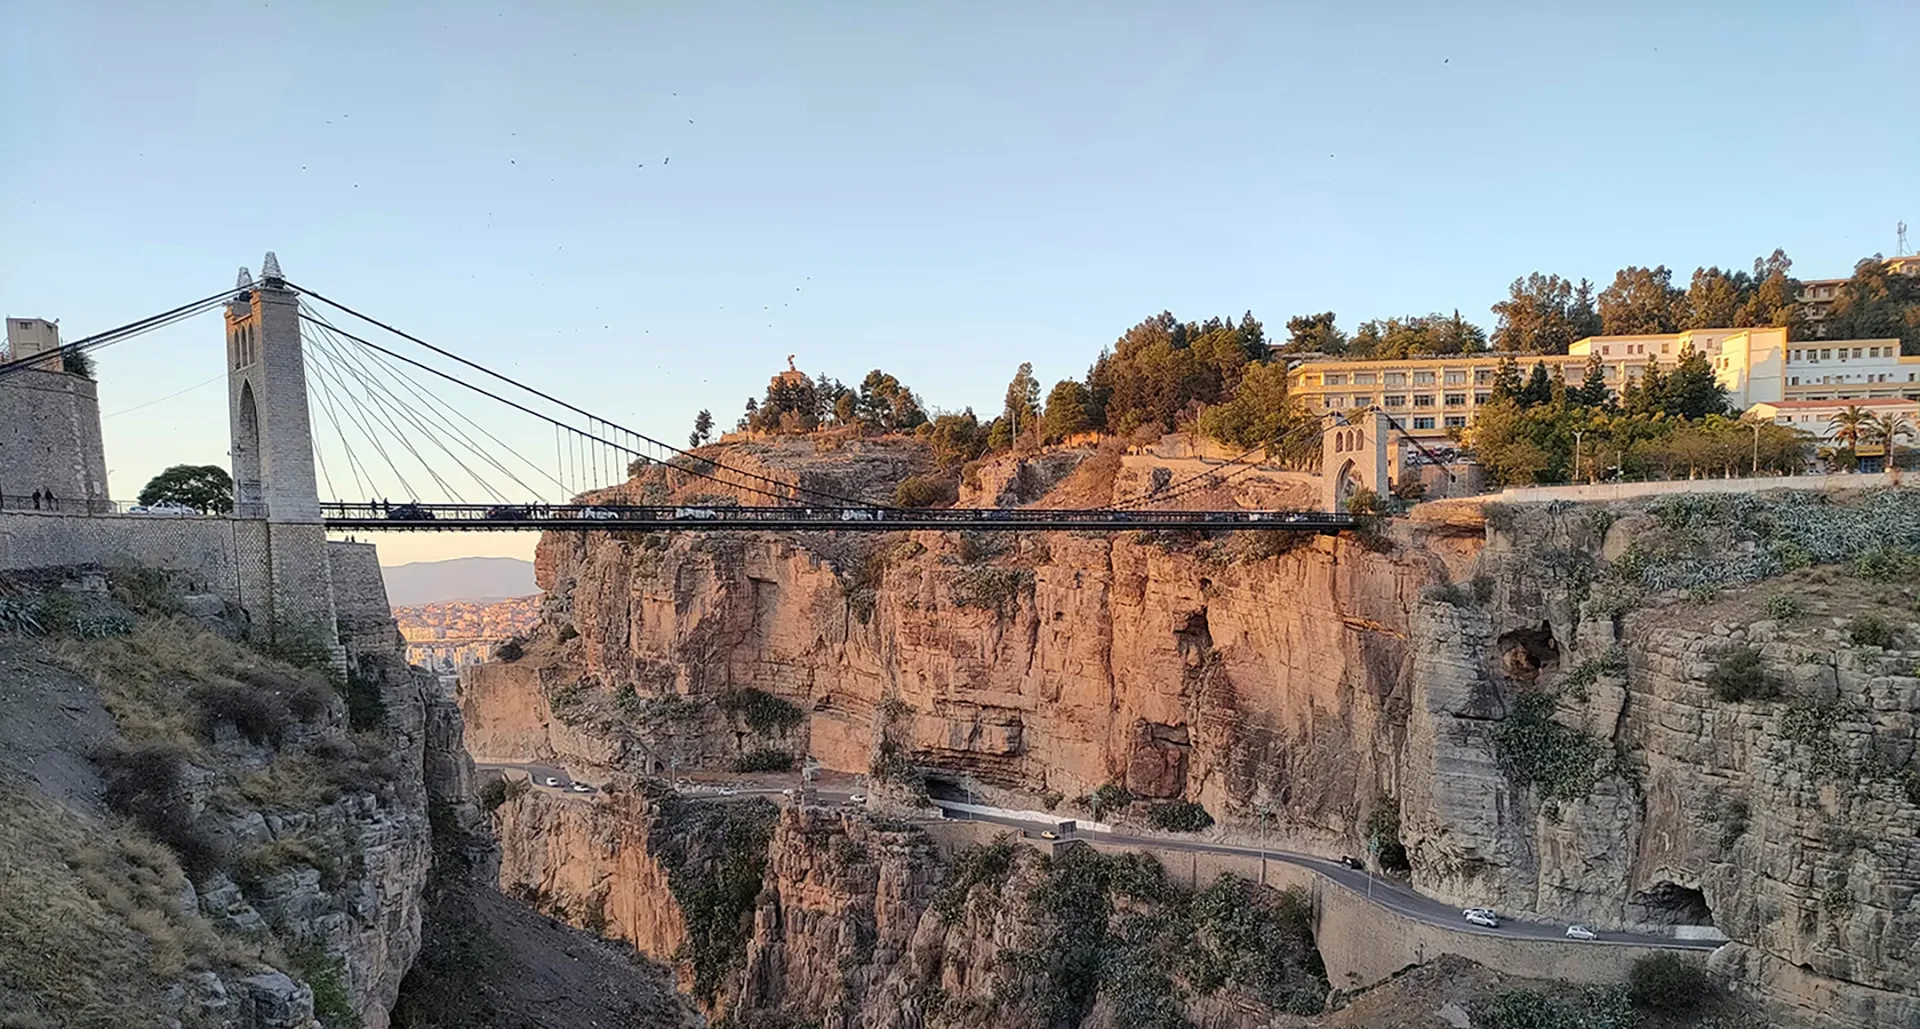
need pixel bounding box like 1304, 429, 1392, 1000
1565, 924, 1597, 941
674, 507, 717, 520
780, 788, 795, 796
542, 776, 561, 788
716, 786, 738, 797
1463, 908, 1500, 929
568, 782, 594, 793
839, 509, 874, 522
129, 502, 196, 516
847, 793, 867, 804
578, 507, 619, 521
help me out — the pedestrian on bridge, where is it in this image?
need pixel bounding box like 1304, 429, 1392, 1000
31, 489, 42, 510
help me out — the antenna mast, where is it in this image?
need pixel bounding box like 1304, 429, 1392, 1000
1898, 221, 1910, 257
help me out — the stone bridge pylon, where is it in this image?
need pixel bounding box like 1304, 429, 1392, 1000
223, 255, 343, 663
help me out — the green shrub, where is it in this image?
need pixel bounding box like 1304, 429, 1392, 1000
934, 837, 1018, 923
290, 948, 359, 1029
1145, 800, 1214, 833
1853, 548, 1920, 583
1847, 614, 1899, 649
1705, 645, 1782, 703
1628, 952, 1709, 1013
95, 742, 224, 880
1480, 985, 1636, 1029
555, 623, 579, 643
493, 639, 525, 662
195, 682, 293, 746
338, 673, 387, 731
893, 474, 955, 508
478, 778, 510, 811
718, 688, 804, 733
1765, 594, 1802, 620
733, 748, 794, 773
1492, 692, 1622, 803
947, 565, 1035, 612
1089, 782, 1133, 815
648, 796, 779, 1003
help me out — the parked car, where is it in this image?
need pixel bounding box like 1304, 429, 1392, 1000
1463, 908, 1500, 929
716, 786, 738, 797
1039, 830, 1059, 840
485, 505, 528, 521
847, 793, 867, 804
568, 782, 593, 793
1565, 924, 1597, 941
675, 507, 718, 520
387, 503, 434, 520
578, 506, 619, 520
1337, 855, 1364, 870
839, 509, 874, 522
130, 501, 196, 516
541, 776, 561, 788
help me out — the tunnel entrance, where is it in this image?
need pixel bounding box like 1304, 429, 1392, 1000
1628, 881, 1714, 927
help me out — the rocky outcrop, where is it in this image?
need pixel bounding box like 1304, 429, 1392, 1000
465, 437, 1920, 1028
0, 561, 465, 1029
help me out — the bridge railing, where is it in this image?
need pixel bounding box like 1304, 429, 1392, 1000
319, 501, 1358, 529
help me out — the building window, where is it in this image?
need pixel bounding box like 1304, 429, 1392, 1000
1413, 416, 1436, 430
1413, 371, 1436, 385
1602, 366, 1617, 379
1443, 392, 1466, 406
1821, 349, 1832, 360
1351, 395, 1372, 408
1443, 370, 1466, 385
1326, 396, 1345, 408
1791, 376, 1799, 385
1412, 394, 1435, 407
1384, 394, 1408, 408
1444, 415, 1467, 428
1323, 373, 1347, 386
1473, 391, 1491, 404
1384, 372, 1407, 386
1661, 343, 1670, 354
1474, 369, 1493, 385
1353, 372, 1376, 385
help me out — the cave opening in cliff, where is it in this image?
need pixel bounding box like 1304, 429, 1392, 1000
1495, 621, 1560, 685
1629, 881, 1714, 927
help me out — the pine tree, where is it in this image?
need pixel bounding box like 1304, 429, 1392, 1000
1577, 353, 1611, 408
1491, 355, 1524, 402
1519, 362, 1553, 408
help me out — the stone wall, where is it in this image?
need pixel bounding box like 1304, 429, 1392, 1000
0, 512, 362, 660
0, 367, 109, 508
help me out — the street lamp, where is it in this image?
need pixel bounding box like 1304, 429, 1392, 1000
1572, 430, 1585, 484
1751, 421, 1761, 476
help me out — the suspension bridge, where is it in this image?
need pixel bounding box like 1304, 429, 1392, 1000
0, 253, 1362, 537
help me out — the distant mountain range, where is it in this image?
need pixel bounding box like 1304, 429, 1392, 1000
381, 557, 538, 607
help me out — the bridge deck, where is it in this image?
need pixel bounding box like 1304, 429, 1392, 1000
321, 502, 1354, 533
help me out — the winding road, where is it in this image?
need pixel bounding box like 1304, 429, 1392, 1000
472, 762, 1721, 953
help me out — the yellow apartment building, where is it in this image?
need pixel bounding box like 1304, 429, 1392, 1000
1288, 326, 1919, 441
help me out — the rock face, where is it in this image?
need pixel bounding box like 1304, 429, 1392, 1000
464, 439, 1920, 1028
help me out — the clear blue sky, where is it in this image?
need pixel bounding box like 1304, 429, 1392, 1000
4, 1, 1914, 564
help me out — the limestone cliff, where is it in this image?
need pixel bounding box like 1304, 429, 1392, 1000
462, 437, 1919, 1027
0, 562, 468, 1029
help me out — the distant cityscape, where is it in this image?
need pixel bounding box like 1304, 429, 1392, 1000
395, 596, 540, 672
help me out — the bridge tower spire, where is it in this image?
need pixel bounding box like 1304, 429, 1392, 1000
224, 253, 341, 655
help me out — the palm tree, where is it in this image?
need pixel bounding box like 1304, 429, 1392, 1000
1827, 405, 1871, 471
1866, 411, 1915, 473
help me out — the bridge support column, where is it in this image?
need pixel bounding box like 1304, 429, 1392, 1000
226, 255, 343, 669
1321, 410, 1390, 514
